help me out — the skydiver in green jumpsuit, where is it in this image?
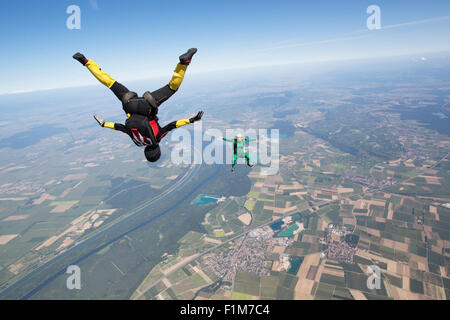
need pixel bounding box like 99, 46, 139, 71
222, 133, 255, 172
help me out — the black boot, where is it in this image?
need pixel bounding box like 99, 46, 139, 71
179, 48, 197, 65
73, 52, 88, 65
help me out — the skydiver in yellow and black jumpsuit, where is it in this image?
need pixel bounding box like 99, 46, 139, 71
72, 49, 203, 162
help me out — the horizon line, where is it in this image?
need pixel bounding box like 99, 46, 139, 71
1, 49, 449, 96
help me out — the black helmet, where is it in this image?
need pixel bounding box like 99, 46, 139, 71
144, 144, 161, 162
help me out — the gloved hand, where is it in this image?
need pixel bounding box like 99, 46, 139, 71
93, 114, 105, 127
190, 111, 204, 123
73, 52, 87, 65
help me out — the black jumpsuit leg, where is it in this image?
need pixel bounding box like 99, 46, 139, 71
150, 85, 177, 107
110, 81, 131, 102
149, 63, 188, 107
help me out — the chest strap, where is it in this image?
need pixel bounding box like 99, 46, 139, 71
149, 120, 159, 137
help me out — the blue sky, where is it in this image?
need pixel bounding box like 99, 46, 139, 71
0, 0, 449, 94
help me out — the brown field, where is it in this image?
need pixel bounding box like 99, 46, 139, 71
439, 266, 447, 277
322, 266, 345, 278
429, 205, 438, 220
271, 260, 281, 271
1, 166, 27, 173
381, 238, 408, 252
395, 263, 410, 277
365, 228, 381, 237
2, 215, 29, 222
306, 266, 319, 280
8, 263, 24, 275
36, 235, 59, 250
193, 266, 213, 284
50, 204, 75, 213
45, 179, 56, 186
409, 253, 428, 271
294, 278, 315, 300
93, 220, 104, 228
418, 175, 441, 185
60, 188, 72, 198
423, 168, 438, 175
349, 289, 367, 300
279, 182, 303, 191
395, 287, 420, 300
286, 247, 306, 256
337, 187, 354, 194
0, 234, 18, 245
343, 217, 356, 226
273, 246, 285, 254
299, 253, 320, 275
84, 163, 99, 167
387, 202, 394, 220
301, 234, 317, 244
263, 204, 297, 214
402, 276, 410, 291
356, 249, 400, 275
57, 237, 74, 250
238, 213, 251, 225
162, 277, 171, 288
424, 282, 446, 300
97, 209, 116, 215
33, 193, 56, 205
404, 160, 415, 167
63, 173, 88, 181
204, 237, 221, 244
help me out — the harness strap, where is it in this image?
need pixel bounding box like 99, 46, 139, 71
149, 120, 159, 137
131, 128, 151, 146
143, 91, 158, 109
122, 91, 138, 105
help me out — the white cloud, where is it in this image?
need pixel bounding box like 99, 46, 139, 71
262, 14, 450, 52
380, 15, 450, 30
89, 0, 99, 10
262, 34, 372, 51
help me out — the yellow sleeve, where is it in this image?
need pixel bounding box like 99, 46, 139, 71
85, 60, 116, 88
104, 122, 115, 129
175, 119, 191, 128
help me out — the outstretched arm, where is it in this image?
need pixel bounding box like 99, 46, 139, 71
73, 53, 116, 88
93, 114, 129, 134
245, 138, 256, 143
222, 137, 238, 143
156, 111, 204, 141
